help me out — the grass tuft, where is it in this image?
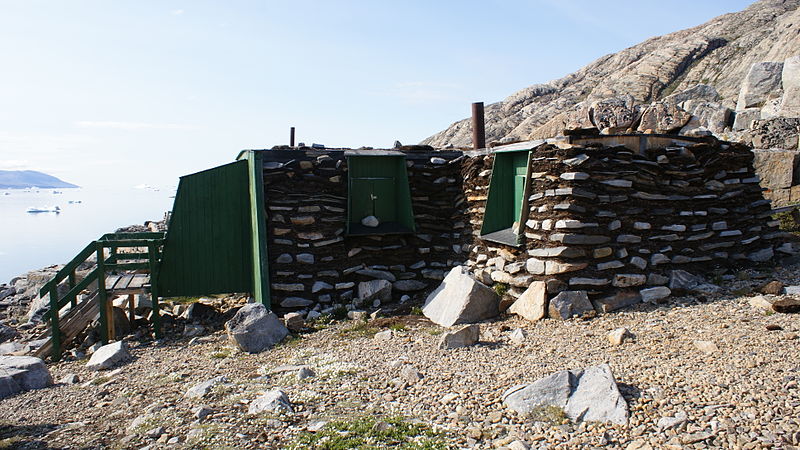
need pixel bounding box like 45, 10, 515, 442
288, 416, 448, 450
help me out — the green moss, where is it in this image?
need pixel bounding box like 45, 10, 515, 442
493, 283, 509, 297
337, 321, 378, 338
527, 405, 568, 424
389, 323, 406, 332
288, 416, 448, 450
210, 348, 232, 359
410, 306, 423, 315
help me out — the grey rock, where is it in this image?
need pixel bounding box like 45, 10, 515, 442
225, 303, 288, 353
658, 411, 688, 431
248, 390, 293, 415
593, 290, 642, 313
590, 95, 637, 132
736, 61, 785, 110
439, 324, 480, 349
193, 406, 214, 421
185, 376, 228, 399
393, 280, 427, 292
59, 373, 79, 384
358, 279, 392, 303
86, 341, 130, 371
296, 367, 316, 380
0, 356, 52, 398
502, 363, 628, 425
780, 55, 800, 118
422, 266, 499, 327
0, 324, 20, 344
356, 269, 396, 282
669, 270, 720, 294
279, 297, 313, 308
640, 286, 671, 303
748, 247, 774, 263
509, 328, 527, 345
548, 291, 593, 320
400, 365, 423, 383
361, 215, 380, 227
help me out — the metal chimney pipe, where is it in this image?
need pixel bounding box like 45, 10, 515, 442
472, 102, 486, 150
290, 127, 296, 147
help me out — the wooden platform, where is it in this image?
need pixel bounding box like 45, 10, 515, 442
105, 273, 150, 294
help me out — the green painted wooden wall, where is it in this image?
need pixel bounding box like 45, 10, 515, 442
347, 156, 415, 234
481, 150, 530, 236
159, 160, 253, 297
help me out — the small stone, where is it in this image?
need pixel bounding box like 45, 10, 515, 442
640, 286, 671, 303
361, 216, 380, 227
439, 324, 480, 349
86, 341, 131, 371
400, 365, 423, 383
509, 328, 527, 344
248, 390, 293, 415
608, 328, 633, 346
374, 330, 394, 341
297, 367, 316, 380
693, 340, 719, 355
548, 291, 593, 320
612, 274, 646, 287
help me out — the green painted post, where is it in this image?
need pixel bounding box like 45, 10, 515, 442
96, 242, 109, 344
68, 270, 77, 308
147, 241, 162, 339
49, 285, 61, 362
247, 151, 271, 307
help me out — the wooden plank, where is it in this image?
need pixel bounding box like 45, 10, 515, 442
104, 275, 121, 290
34, 294, 99, 359
128, 274, 148, 289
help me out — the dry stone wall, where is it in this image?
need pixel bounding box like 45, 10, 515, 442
467, 138, 784, 316
260, 149, 471, 317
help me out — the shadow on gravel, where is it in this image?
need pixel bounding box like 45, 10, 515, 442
0, 422, 60, 449
617, 382, 642, 405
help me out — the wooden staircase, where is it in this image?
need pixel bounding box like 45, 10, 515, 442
36, 232, 165, 361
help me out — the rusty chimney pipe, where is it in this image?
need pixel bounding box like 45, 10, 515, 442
290, 127, 296, 147
472, 102, 486, 150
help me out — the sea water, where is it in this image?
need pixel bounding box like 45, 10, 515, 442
0, 186, 175, 283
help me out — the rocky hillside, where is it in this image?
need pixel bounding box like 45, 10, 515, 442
422, 0, 800, 148
0, 170, 78, 189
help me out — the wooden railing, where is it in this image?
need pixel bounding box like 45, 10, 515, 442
39, 232, 165, 361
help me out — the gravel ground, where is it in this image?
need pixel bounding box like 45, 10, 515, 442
1, 266, 800, 449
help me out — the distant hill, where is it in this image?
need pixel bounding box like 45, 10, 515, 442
0, 170, 79, 189
422, 0, 800, 147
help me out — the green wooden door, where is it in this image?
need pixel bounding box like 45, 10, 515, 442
513, 153, 528, 223
350, 178, 375, 221
372, 178, 397, 222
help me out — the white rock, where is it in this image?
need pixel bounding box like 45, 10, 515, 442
361, 215, 380, 227
248, 390, 293, 415
508, 281, 547, 322
225, 303, 288, 353
422, 266, 499, 327
607, 328, 633, 346
86, 341, 130, 371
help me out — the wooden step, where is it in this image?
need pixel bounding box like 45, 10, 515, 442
33, 294, 100, 359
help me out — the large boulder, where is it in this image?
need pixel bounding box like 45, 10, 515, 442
225, 303, 288, 353
752, 148, 800, 189
86, 341, 131, 371
750, 119, 800, 150
508, 281, 547, 322
502, 363, 628, 425
637, 101, 691, 134
0, 356, 53, 398
422, 266, 499, 327
589, 95, 637, 132
780, 55, 800, 118
736, 61, 785, 111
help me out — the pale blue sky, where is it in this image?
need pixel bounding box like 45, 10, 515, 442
0, 0, 753, 187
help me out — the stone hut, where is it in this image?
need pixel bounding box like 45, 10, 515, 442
162, 134, 784, 320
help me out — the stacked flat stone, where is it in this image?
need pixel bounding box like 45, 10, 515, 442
466, 139, 783, 315
262, 149, 468, 316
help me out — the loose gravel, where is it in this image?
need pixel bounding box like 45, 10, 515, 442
1, 266, 800, 449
